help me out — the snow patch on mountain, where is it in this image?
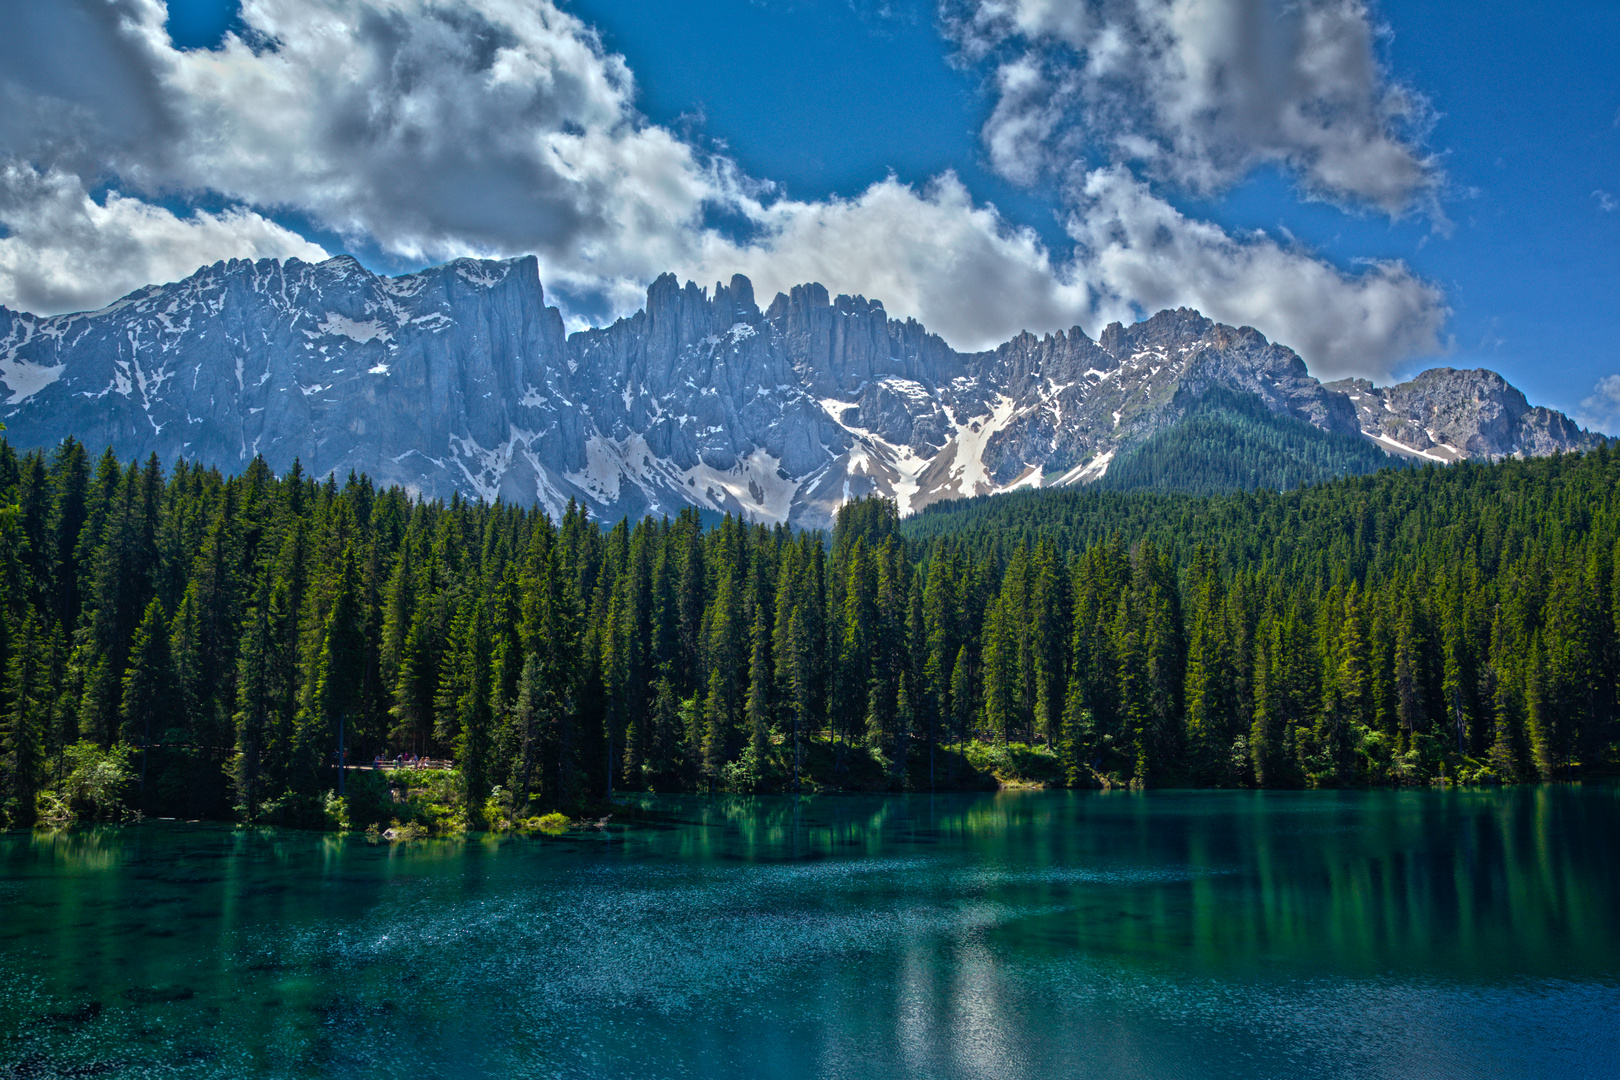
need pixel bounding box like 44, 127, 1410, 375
0, 356, 65, 404
318, 314, 393, 344
0, 257, 1600, 530
948, 395, 1018, 497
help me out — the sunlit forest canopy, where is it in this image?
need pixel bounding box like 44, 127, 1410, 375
1, 438, 1616, 830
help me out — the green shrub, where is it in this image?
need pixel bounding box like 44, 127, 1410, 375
322, 791, 350, 831
720, 744, 767, 793
380, 767, 470, 835
962, 740, 1065, 787
37, 741, 133, 824
338, 771, 396, 830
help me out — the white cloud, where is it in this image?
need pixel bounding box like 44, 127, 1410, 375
673, 168, 1447, 380
1578, 375, 1620, 436
681, 173, 1094, 352
0, 0, 1448, 382
944, 0, 1438, 212
1064, 167, 1445, 380
0, 0, 733, 315
980, 54, 1079, 186
1596, 190, 1618, 213
135, 0, 726, 277
0, 163, 327, 315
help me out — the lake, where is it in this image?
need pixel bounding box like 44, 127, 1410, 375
3, 787, 1618, 1078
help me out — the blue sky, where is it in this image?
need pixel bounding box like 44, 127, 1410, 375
4, 0, 1616, 427
557, 0, 1620, 421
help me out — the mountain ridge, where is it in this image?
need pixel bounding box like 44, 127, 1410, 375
0, 254, 1602, 527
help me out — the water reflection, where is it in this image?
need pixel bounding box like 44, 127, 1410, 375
629, 786, 1620, 979
2, 787, 1618, 1078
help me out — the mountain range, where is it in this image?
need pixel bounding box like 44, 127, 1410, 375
0, 254, 1602, 528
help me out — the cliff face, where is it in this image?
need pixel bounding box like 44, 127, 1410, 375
0, 254, 573, 503
1326, 370, 1603, 463
0, 256, 1600, 527
951, 307, 1364, 495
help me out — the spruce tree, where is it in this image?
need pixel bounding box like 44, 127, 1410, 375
302, 546, 366, 795
47, 438, 90, 631
746, 598, 772, 772
512, 651, 542, 806
2, 611, 49, 825
234, 572, 273, 817
120, 598, 175, 797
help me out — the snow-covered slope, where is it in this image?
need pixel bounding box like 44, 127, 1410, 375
0, 256, 1601, 527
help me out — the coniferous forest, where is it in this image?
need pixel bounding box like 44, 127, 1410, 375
0, 436, 1616, 830
1095, 386, 1408, 495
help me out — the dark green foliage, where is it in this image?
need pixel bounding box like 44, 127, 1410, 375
3, 611, 53, 824
0, 438, 1616, 829
1099, 388, 1408, 496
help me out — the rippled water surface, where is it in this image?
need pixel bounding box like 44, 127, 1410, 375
4, 787, 1619, 1078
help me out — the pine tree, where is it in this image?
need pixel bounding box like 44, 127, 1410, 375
120, 598, 175, 798
15, 452, 53, 613
981, 598, 1016, 744
1249, 634, 1278, 786
834, 540, 874, 760
233, 571, 273, 817
2, 611, 50, 825
921, 551, 960, 764
523, 519, 582, 808
47, 438, 90, 631
599, 592, 629, 795
1030, 540, 1067, 747
950, 645, 974, 751
701, 549, 745, 785
774, 543, 807, 790
1113, 596, 1150, 785
1322, 584, 1373, 784
645, 668, 681, 786
170, 586, 205, 746
746, 597, 772, 772
512, 651, 542, 805
453, 598, 494, 814
379, 533, 416, 695
1184, 568, 1232, 781
301, 546, 366, 795
1060, 674, 1097, 788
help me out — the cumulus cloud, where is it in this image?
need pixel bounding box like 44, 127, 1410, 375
150, 0, 735, 284
0, 0, 733, 313
0, 0, 1448, 381
1065, 166, 1446, 379
943, 0, 1438, 212
681, 173, 1094, 352
673, 168, 1447, 378
0, 164, 328, 315
1578, 375, 1620, 436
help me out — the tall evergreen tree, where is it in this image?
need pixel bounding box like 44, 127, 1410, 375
2, 611, 50, 824
120, 598, 175, 797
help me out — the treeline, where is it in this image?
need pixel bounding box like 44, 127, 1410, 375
0, 439, 1616, 828
1096, 387, 1405, 495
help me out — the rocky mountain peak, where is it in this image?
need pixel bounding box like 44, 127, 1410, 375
0, 256, 1601, 528
1326, 367, 1601, 462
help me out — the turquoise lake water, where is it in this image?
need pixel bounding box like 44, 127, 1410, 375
3, 787, 1618, 1078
